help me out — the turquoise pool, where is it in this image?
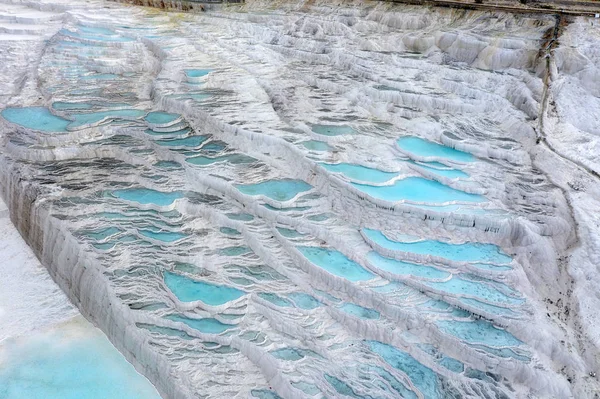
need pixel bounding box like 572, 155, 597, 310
0, 321, 161, 399
1, 107, 70, 132
297, 246, 375, 282
164, 272, 245, 305
112, 188, 183, 206
362, 228, 512, 264
352, 177, 483, 203
321, 163, 397, 183
397, 136, 474, 163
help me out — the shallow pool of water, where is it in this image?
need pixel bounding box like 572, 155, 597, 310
164, 272, 245, 305
311, 124, 355, 136
165, 314, 234, 334
156, 136, 208, 148
185, 69, 212, 78
276, 227, 305, 238
78, 26, 118, 36
423, 277, 522, 306
300, 140, 331, 151
1, 107, 70, 132
436, 320, 521, 347
270, 347, 305, 361
82, 227, 121, 241
368, 341, 439, 399
321, 163, 397, 184
352, 177, 484, 203
340, 303, 380, 319
366, 251, 450, 280
60, 28, 134, 42
139, 229, 188, 242
0, 320, 161, 399
258, 292, 292, 307
362, 229, 512, 264
397, 136, 474, 163
145, 111, 180, 125
297, 246, 375, 282
226, 213, 254, 221
287, 292, 320, 309
69, 109, 145, 128
112, 188, 183, 206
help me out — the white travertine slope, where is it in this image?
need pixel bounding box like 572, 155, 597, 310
0, 0, 599, 398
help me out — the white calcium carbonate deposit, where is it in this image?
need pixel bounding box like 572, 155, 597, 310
0, 0, 599, 398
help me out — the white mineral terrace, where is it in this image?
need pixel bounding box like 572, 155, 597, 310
0, 0, 599, 398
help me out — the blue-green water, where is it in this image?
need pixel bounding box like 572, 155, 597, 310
312, 124, 355, 136
138, 230, 188, 242
1, 107, 71, 132
270, 348, 305, 361
300, 140, 331, 151
60, 28, 134, 42
276, 227, 305, 238
185, 69, 212, 78
0, 321, 161, 399
78, 26, 117, 36
423, 277, 522, 306
297, 246, 375, 282
340, 303, 380, 320
397, 136, 474, 163
69, 109, 145, 128
352, 177, 483, 203
436, 320, 522, 347
112, 188, 183, 206
368, 341, 439, 399
287, 293, 320, 309
362, 229, 512, 264
156, 136, 208, 148
165, 314, 234, 334
366, 251, 450, 280
440, 356, 464, 373
321, 163, 397, 183
145, 111, 180, 125
164, 272, 245, 305
258, 293, 293, 307
81, 227, 121, 241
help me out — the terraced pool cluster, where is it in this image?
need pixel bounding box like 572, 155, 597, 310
0, 1, 587, 398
